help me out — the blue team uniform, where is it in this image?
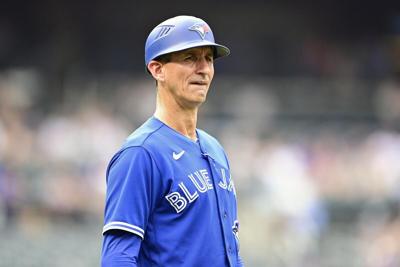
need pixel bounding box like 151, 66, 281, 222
102, 117, 242, 266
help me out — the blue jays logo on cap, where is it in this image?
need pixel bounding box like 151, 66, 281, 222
189, 23, 210, 39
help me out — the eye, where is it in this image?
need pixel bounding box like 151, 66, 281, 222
184, 55, 195, 61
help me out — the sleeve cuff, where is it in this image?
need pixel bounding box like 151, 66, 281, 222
103, 221, 145, 239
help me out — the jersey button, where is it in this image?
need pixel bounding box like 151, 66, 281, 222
223, 211, 227, 218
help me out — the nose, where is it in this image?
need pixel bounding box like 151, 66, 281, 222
195, 56, 213, 75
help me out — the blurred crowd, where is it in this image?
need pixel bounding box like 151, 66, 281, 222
2, 2, 400, 266
0, 68, 399, 266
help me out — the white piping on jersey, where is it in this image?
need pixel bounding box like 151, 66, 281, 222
103, 221, 145, 239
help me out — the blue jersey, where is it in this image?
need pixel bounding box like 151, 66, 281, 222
103, 117, 242, 266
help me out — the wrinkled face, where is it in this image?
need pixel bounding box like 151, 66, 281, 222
158, 46, 215, 109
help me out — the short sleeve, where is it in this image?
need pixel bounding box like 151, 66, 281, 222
102, 146, 162, 239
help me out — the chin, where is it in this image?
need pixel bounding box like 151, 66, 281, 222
190, 96, 207, 107
197, 93, 208, 102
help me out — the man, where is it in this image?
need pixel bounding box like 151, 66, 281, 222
101, 15, 243, 266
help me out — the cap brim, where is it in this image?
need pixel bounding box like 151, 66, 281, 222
213, 44, 230, 59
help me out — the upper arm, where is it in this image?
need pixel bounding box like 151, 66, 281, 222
103, 146, 163, 239
101, 230, 142, 267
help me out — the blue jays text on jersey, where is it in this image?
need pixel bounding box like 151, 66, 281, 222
102, 117, 242, 266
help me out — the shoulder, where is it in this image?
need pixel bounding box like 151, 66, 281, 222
106, 118, 165, 174
123, 117, 164, 149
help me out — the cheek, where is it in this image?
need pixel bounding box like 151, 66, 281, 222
165, 68, 184, 87
208, 63, 215, 78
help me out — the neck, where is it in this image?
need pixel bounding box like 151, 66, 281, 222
154, 92, 199, 141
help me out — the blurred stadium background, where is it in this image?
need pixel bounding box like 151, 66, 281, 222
1, 1, 400, 266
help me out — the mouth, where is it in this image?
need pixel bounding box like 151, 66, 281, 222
189, 81, 208, 86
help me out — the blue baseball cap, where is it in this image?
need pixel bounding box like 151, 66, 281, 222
145, 15, 230, 68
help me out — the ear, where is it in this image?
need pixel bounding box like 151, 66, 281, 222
147, 60, 165, 82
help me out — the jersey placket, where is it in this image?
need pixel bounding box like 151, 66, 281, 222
202, 152, 235, 267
